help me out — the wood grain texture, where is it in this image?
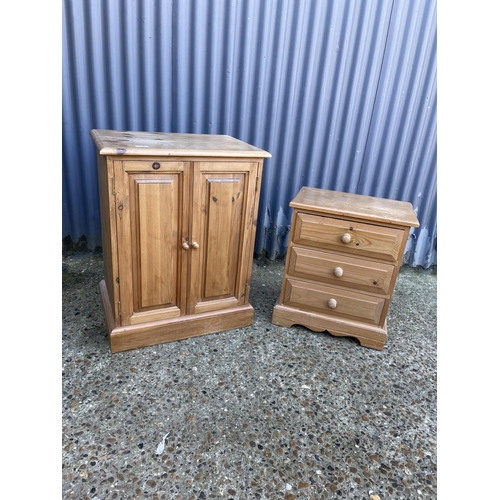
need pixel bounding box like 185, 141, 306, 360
290, 186, 420, 228
91, 129, 272, 158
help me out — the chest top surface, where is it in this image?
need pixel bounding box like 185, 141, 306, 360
90, 129, 272, 158
290, 187, 419, 228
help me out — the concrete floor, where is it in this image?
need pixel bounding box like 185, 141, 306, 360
62, 253, 437, 500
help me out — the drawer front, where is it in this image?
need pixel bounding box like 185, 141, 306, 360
288, 246, 395, 295
283, 278, 385, 325
294, 212, 404, 262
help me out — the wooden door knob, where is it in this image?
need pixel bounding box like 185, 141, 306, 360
182, 242, 190, 250
327, 298, 337, 309
341, 233, 351, 244
191, 241, 199, 249
333, 267, 343, 277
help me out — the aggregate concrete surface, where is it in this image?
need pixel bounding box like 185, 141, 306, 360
62, 253, 437, 500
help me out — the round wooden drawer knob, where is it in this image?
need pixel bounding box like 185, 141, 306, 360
341, 233, 351, 244
333, 267, 343, 277
327, 298, 337, 309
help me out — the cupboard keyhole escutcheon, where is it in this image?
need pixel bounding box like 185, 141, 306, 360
152, 162, 160, 170
341, 233, 351, 244
327, 298, 337, 309
333, 267, 343, 277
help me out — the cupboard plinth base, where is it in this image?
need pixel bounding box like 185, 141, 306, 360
100, 280, 254, 353
271, 303, 387, 350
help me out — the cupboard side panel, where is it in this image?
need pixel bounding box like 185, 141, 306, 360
97, 154, 118, 319
240, 160, 263, 305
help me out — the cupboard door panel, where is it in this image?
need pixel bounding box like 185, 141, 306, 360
190, 162, 257, 314
134, 178, 179, 309
203, 175, 244, 297
115, 162, 190, 325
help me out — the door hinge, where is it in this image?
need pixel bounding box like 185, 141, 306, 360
117, 301, 121, 316
111, 177, 116, 195
255, 176, 259, 192
245, 283, 251, 297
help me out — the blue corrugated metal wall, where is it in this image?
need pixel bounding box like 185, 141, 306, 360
62, 0, 437, 268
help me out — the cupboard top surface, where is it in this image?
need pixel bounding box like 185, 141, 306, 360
290, 187, 420, 228
91, 129, 272, 158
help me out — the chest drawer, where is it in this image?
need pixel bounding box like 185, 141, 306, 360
294, 212, 404, 262
283, 278, 385, 325
288, 246, 395, 295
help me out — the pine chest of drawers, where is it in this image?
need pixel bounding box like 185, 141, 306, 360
271, 187, 419, 350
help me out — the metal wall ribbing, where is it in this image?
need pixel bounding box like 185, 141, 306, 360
62, 0, 437, 267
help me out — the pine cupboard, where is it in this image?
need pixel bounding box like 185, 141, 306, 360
272, 187, 420, 350
91, 129, 271, 353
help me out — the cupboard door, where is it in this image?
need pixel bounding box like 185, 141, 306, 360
114, 160, 190, 326
189, 161, 259, 314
